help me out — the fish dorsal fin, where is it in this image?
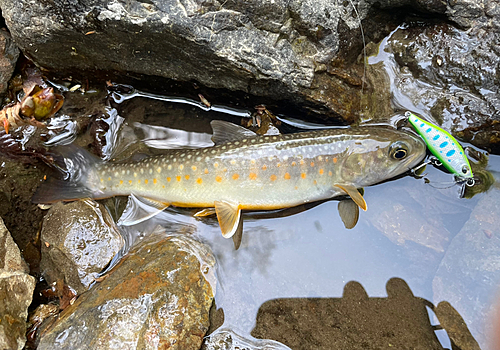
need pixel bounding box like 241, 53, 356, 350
211, 120, 257, 145
214, 200, 242, 238
334, 184, 367, 211
117, 194, 169, 226
337, 199, 360, 229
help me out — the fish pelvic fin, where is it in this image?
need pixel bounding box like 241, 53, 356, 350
32, 145, 102, 204
334, 184, 367, 211
214, 200, 242, 238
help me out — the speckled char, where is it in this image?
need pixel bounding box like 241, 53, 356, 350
89, 122, 425, 209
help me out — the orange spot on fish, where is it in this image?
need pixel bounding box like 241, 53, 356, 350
232, 173, 239, 180
204, 168, 209, 174
249, 172, 257, 180
162, 185, 165, 188
262, 165, 267, 170
328, 171, 332, 176
119, 180, 124, 185
319, 169, 324, 175
250, 159, 256, 164
295, 186, 299, 190
129, 180, 132, 184
153, 178, 157, 184
145, 179, 149, 184
167, 177, 171, 182
185, 175, 190, 180
313, 180, 317, 185
138, 180, 141, 184
270, 174, 277, 181
300, 160, 305, 165
301, 173, 306, 179
197, 178, 203, 184
216, 176, 222, 183
214, 162, 219, 168
192, 166, 197, 171
284, 172, 291, 180
100, 178, 104, 183
176, 176, 181, 182
277, 163, 281, 167
310, 162, 315, 167
292, 161, 297, 166
108, 177, 111, 181
333, 157, 338, 163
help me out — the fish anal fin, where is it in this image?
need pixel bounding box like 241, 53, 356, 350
334, 184, 367, 211
214, 200, 242, 238
211, 120, 257, 145
194, 208, 216, 217
338, 199, 360, 229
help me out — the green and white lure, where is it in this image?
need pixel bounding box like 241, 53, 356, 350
405, 111, 473, 183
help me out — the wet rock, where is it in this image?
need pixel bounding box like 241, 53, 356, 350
40, 200, 124, 294
433, 188, 500, 349
434, 301, 481, 350
378, 19, 500, 153
37, 230, 216, 350
0, 217, 36, 350
0, 29, 19, 96
203, 328, 290, 350
0, 0, 456, 124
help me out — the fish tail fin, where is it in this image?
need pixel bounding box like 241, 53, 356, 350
33, 145, 102, 204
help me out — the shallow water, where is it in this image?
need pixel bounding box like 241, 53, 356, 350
28, 22, 500, 349
92, 86, 500, 350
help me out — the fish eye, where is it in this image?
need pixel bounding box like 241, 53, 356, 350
462, 165, 470, 175
389, 142, 409, 160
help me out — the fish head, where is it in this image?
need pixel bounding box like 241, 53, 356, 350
340, 127, 426, 186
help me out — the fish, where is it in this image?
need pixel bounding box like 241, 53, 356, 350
33, 120, 426, 238
405, 111, 473, 181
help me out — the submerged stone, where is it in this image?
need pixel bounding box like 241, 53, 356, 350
40, 200, 124, 294
37, 230, 216, 350
0, 217, 36, 350
433, 187, 500, 349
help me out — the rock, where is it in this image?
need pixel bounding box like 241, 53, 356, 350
203, 328, 290, 350
0, 29, 19, 96
434, 301, 481, 350
433, 187, 500, 349
37, 229, 216, 350
40, 200, 124, 294
0, 217, 36, 350
0, 0, 471, 125
371, 16, 500, 153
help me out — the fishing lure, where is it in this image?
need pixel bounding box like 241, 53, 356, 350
405, 111, 473, 183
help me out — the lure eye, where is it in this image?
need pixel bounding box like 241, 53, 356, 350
389, 142, 409, 160
461, 165, 470, 175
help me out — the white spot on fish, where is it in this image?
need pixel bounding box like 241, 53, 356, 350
187, 155, 192, 159
157, 167, 162, 173
149, 169, 153, 174
168, 165, 172, 170
196, 156, 202, 162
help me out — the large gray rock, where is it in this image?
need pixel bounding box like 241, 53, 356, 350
0, 0, 492, 125
40, 200, 124, 294
0, 29, 19, 96
37, 230, 216, 350
0, 217, 36, 350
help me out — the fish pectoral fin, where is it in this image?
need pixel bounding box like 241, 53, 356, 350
338, 199, 360, 229
214, 200, 242, 238
211, 120, 257, 145
334, 184, 367, 211
117, 194, 169, 226
194, 208, 217, 217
